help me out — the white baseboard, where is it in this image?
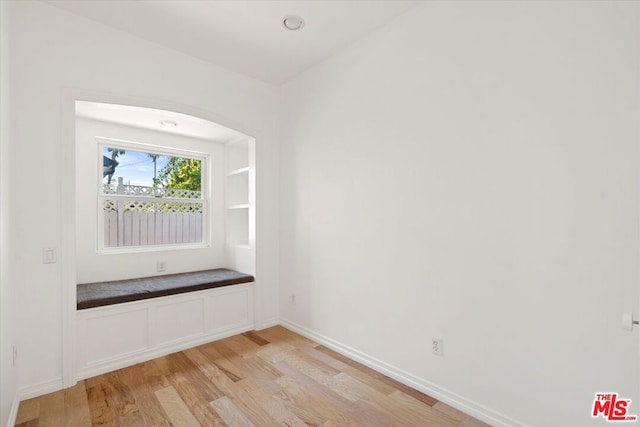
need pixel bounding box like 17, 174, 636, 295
258, 317, 280, 330
280, 319, 524, 427
14, 319, 518, 426
6, 395, 19, 427
18, 377, 64, 401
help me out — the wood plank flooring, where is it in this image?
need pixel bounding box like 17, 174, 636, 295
15, 326, 488, 426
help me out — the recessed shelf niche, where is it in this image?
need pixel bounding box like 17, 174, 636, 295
224, 138, 255, 275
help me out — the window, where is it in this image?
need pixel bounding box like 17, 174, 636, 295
98, 139, 208, 250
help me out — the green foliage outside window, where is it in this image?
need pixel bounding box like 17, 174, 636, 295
156, 157, 202, 191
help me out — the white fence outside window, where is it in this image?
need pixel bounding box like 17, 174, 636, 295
101, 178, 204, 248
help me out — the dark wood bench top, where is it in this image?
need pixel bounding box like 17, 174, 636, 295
77, 268, 254, 310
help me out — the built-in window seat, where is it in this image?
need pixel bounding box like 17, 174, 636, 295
77, 268, 254, 310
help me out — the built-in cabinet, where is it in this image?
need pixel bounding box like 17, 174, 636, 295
76, 136, 257, 381
76, 283, 254, 380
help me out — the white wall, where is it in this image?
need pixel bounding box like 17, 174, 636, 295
279, 1, 640, 426
0, 0, 17, 424
75, 117, 227, 283
9, 0, 279, 396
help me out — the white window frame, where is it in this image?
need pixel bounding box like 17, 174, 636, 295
96, 137, 210, 253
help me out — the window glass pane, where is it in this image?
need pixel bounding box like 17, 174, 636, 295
101, 145, 204, 248
102, 199, 203, 247
102, 146, 202, 192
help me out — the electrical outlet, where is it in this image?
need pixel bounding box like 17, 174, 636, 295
432, 338, 443, 356
291, 293, 296, 304
42, 247, 57, 264
157, 261, 166, 272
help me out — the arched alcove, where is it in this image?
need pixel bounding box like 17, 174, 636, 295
62, 95, 257, 385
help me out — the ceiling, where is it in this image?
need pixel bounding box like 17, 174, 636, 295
45, 0, 421, 86
76, 101, 246, 142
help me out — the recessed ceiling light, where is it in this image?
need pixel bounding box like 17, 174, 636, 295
160, 120, 178, 127
282, 15, 304, 31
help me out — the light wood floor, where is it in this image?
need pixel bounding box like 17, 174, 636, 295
16, 326, 488, 426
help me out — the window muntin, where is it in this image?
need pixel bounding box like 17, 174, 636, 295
98, 139, 208, 251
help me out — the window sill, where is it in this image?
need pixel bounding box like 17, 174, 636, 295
96, 242, 209, 254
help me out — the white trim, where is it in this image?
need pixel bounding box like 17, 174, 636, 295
280, 319, 526, 427
61, 89, 78, 389
248, 138, 258, 321
96, 136, 210, 252
77, 323, 252, 381
96, 136, 210, 159
18, 378, 64, 401
96, 242, 209, 255
258, 317, 280, 330
6, 395, 19, 427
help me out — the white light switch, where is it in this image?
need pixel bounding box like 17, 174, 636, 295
43, 247, 57, 264
622, 313, 637, 331
622, 313, 632, 331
